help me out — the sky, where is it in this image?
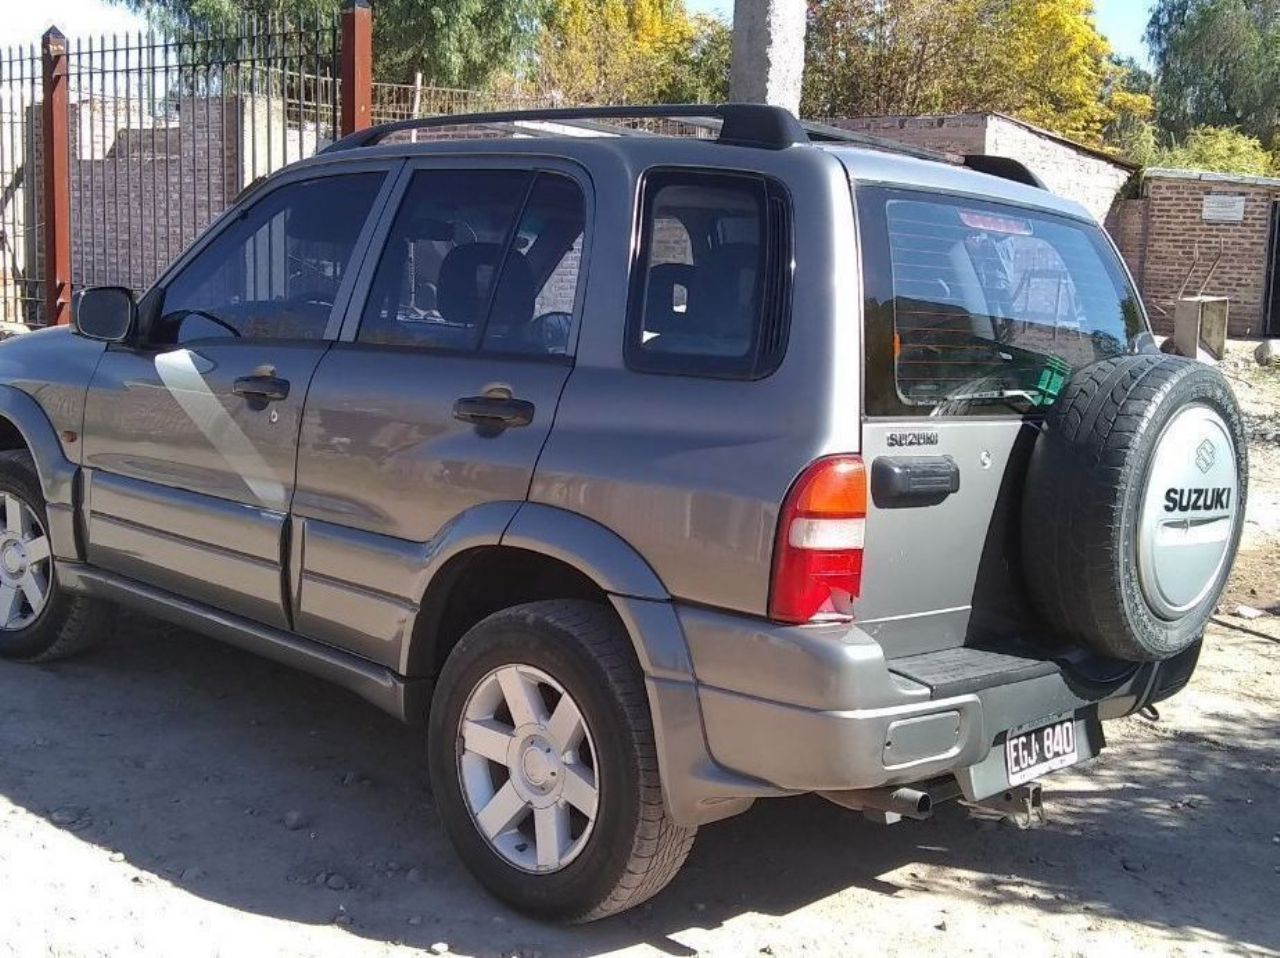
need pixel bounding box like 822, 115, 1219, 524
4, 0, 1152, 67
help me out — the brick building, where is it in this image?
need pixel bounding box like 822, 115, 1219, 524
831, 112, 1138, 221
1110, 169, 1280, 337
833, 113, 1280, 338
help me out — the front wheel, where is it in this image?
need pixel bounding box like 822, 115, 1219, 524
0, 449, 112, 662
427, 600, 695, 922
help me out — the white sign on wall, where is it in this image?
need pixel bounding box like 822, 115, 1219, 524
1201, 194, 1247, 223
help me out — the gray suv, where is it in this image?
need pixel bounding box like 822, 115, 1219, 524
0, 105, 1247, 922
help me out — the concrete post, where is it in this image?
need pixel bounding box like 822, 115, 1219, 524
340, 0, 373, 135
41, 27, 72, 326
728, 0, 807, 114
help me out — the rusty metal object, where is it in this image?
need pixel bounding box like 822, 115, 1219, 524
340, 0, 372, 136
41, 28, 71, 326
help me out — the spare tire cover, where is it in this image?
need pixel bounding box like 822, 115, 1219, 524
1021, 354, 1248, 662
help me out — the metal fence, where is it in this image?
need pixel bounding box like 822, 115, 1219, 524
0, 16, 340, 326
0, 45, 44, 325
371, 80, 557, 125
66, 17, 340, 296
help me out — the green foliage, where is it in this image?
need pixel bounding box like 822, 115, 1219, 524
802, 0, 1118, 144
533, 0, 725, 104
113, 0, 544, 86
1154, 125, 1278, 175
1146, 0, 1280, 143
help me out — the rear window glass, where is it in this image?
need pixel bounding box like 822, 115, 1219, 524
625, 170, 791, 379
858, 187, 1146, 416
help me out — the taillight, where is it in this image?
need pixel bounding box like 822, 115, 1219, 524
769, 455, 867, 624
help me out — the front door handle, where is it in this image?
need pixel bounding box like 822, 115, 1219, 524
452, 395, 535, 428
233, 375, 291, 403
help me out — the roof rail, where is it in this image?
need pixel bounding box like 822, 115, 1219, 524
321, 103, 810, 153
319, 103, 1048, 191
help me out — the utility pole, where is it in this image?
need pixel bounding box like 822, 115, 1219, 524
728, 0, 807, 114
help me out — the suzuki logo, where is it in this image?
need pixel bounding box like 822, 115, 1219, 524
1195, 439, 1216, 474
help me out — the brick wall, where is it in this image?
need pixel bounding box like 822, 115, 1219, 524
829, 113, 1135, 223
1107, 198, 1147, 285
1125, 172, 1279, 337
828, 114, 987, 158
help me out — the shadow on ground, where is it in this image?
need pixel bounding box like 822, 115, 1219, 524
0, 612, 1276, 956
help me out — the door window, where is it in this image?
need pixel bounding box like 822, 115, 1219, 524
358, 170, 586, 357
159, 172, 384, 343
858, 187, 1146, 416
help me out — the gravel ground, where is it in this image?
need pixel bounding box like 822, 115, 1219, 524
0, 346, 1277, 958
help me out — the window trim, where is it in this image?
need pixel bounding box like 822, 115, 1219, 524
139, 160, 401, 346
624, 167, 793, 381
336, 155, 593, 365
856, 183, 1148, 419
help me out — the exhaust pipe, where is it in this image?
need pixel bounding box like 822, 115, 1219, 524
819, 785, 935, 822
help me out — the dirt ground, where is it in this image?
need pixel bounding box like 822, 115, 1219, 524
1, 344, 1277, 958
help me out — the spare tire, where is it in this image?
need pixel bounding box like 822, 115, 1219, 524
1022, 354, 1247, 662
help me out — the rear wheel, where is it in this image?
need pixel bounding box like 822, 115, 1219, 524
428, 600, 695, 922
0, 450, 111, 662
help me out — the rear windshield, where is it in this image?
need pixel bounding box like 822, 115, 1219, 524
857, 186, 1146, 416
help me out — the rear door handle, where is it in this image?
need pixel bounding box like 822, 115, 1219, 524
871, 455, 960, 508
233, 375, 291, 402
452, 395, 535, 428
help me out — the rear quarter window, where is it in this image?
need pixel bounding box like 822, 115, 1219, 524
856, 186, 1146, 417
625, 169, 792, 380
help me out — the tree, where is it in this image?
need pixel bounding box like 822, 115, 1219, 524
801, 0, 1118, 144
534, 0, 725, 104
1155, 125, 1278, 175
1146, 0, 1280, 143
112, 0, 543, 86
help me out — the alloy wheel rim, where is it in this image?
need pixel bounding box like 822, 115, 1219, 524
0, 493, 50, 631
456, 664, 600, 873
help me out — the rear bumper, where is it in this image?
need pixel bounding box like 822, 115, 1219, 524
614, 595, 1187, 827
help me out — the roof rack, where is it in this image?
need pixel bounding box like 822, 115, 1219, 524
320, 103, 1047, 190
322, 103, 810, 153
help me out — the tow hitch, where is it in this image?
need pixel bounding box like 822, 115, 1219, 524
966, 782, 1046, 829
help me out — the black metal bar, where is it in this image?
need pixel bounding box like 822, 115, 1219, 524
124, 31, 133, 290
323, 103, 812, 153
0, 46, 10, 323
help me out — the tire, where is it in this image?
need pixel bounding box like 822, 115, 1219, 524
427, 599, 695, 922
1022, 355, 1248, 662
0, 449, 112, 662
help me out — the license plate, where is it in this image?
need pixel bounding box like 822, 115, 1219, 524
1005, 716, 1078, 786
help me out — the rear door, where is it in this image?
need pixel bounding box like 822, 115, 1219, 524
853, 186, 1146, 656
290, 160, 589, 666
81, 165, 394, 629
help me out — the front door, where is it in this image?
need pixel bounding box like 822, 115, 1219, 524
290, 163, 589, 666
81, 167, 393, 629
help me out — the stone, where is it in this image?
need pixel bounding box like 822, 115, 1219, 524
1235, 604, 1267, 620
1255, 339, 1279, 366
325, 873, 350, 891
283, 810, 309, 831
49, 807, 86, 828
108, 852, 125, 863
1121, 859, 1148, 873
408, 916, 423, 927
430, 943, 450, 956
406, 866, 427, 884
